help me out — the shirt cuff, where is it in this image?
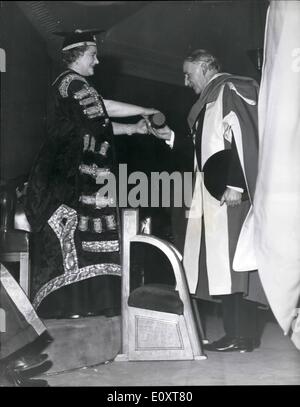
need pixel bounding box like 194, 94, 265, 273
165, 131, 175, 149
227, 185, 244, 193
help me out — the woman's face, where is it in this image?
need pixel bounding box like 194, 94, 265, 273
75, 45, 99, 76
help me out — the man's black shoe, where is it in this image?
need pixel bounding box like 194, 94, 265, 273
237, 337, 260, 353
204, 335, 239, 352
204, 336, 260, 353
10, 353, 49, 372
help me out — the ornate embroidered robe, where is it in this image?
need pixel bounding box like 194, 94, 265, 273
25, 70, 121, 317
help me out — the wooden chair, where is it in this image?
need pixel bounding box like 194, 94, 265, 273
116, 209, 206, 361
0, 185, 31, 296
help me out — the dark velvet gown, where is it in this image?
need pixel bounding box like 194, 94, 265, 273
25, 70, 121, 319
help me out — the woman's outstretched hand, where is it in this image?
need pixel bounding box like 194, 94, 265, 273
135, 118, 150, 134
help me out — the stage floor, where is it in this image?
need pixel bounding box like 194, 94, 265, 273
41, 308, 300, 386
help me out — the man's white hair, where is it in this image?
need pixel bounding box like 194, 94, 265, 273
185, 49, 221, 73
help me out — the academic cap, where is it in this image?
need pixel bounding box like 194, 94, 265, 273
54, 29, 105, 51
203, 150, 248, 202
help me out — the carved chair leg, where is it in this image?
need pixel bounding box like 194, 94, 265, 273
191, 296, 209, 344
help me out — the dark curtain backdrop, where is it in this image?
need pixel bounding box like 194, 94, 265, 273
0, 1, 50, 184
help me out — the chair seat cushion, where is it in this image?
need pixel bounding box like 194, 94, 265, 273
128, 284, 183, 315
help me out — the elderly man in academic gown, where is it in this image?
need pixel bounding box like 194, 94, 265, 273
151, 49, 268, 352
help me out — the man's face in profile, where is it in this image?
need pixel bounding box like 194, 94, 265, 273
183, 60, 208, 95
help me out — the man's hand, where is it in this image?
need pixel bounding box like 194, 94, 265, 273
149, 125, 173, 141
141, 115, 173, 140
220, 188, 242, 207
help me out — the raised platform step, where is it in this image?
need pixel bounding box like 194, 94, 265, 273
43, 316, 121, 373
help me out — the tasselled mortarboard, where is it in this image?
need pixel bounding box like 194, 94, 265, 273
54, 29, 105, 51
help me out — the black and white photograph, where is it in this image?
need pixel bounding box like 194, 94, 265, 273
0, 0, 300, 392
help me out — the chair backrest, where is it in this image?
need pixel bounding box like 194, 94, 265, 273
0, 185, 31, 297
0, 185, 16, 232
0, 182, 31, 233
